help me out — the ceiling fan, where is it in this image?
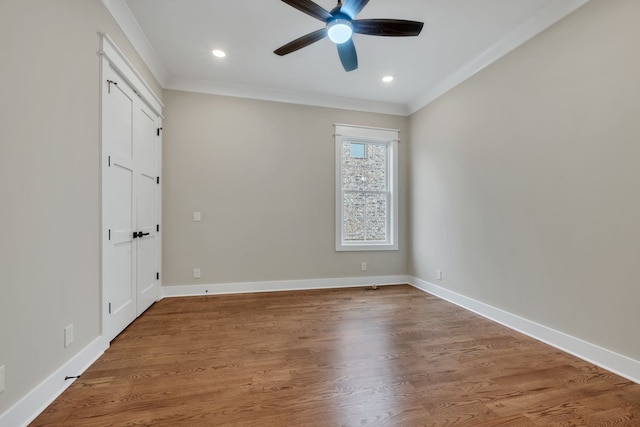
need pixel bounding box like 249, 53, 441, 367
274, 0, 424, 72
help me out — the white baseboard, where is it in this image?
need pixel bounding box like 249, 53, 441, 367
0, 337, 108, 427
161, 275, 410, 298
409, 276, 640, 385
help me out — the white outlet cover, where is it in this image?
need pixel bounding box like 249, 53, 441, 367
193, 211, 201, 222
193, 268, 201, 279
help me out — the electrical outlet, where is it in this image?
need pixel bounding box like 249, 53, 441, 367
437, 270, 443, 280
0, 365, 5, 393
193, 268, 201, 279
193, 211, 201, 222
361, 262, 367, 271
64, 324, 74, 348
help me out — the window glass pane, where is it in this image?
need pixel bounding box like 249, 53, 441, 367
366, 193, 387, 220
365, 218, 387, 241
341, 141, 389, 242
365, 194, 387, 241
343, 141, 365, 191
343, 192, 388, 242
342, 142, 362, 168
343, 142, 387, 192
343, 192, 365, 241
343, 167, 365, 191
350, 143, 365, 158
364, 144, 385, 169
365, 167, 386, 192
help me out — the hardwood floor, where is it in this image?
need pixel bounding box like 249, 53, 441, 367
31, 285, 640, 426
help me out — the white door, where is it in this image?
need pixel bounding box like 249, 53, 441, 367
134, 104, 160, 315
102, 64, 161, 342
103, 67, 137, 341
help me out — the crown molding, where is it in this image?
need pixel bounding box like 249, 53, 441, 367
101, 0, 170, 86
408, 0, 590, 114
164, 76, 410, 116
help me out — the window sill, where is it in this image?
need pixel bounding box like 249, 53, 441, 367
336, 243, 398, 252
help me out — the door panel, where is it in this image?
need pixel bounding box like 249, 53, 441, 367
136, 171, 159, 315
107, 163, 134, 317
136, 108, 157, 174
106, 82, 133, 160
103, 67, 137, 341
134, 104, 159, 315
136, 231, 157, 314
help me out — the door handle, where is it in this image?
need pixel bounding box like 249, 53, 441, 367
133, 231, 151, 239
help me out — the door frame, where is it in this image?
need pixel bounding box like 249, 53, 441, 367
99, 33, 163, 342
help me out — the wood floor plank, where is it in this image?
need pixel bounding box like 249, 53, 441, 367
30, 285, 640, 426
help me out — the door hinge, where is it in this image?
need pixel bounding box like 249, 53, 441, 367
156, 224, 160, 232
157, 127, 163, 136
106, 80, 118, 94
156, 176, 160, 184
108, 302, 112, 314
156, 272, 160, 280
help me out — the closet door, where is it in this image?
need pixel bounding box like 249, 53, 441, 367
103, 66, 138, 341
102, 61, 161, 342
134, 104, 160, 315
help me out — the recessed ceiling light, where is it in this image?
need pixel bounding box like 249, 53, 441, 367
212, 49, 226, 58
382, 75, 394, 83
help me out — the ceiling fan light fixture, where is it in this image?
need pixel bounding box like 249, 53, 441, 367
327, 19, 353, 44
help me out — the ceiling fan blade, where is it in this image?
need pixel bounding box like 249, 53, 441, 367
337, 39, 358, 72
274, 28, 328, 56
339, 0, 369, 19
353, 19, 424, 37
280, 0, 333, 22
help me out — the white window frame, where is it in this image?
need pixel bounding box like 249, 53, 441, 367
335, 124, 399, 251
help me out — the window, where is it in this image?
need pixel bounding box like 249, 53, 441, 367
335, 124, 398, 251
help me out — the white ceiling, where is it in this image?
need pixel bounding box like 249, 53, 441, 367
105, 0, 589, 115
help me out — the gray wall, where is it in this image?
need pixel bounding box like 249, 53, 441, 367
162, 90, 409, 286
0, 0, 160, 415
409, 0, 640, 360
